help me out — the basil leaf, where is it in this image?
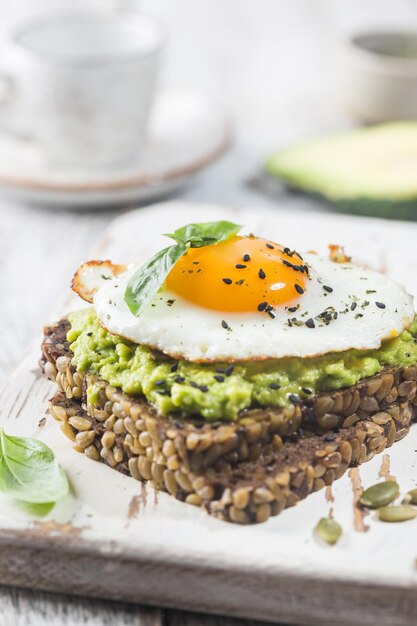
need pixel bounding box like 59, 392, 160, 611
0, 429, 69, 504
125, 221, 242, 316
165, 221, 241, 248
21, 502, 55, 517
125, 244, 187, 316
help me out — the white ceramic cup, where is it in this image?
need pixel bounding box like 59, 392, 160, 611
0, 11, 164, 167
341, 31, 417, 122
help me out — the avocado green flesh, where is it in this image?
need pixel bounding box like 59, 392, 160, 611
265, 122, 417, 219
67, 308, 417, 422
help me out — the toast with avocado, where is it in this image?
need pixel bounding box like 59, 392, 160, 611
40, 220, 417, 523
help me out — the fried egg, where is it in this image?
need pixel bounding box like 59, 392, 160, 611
73, 235, 415, 361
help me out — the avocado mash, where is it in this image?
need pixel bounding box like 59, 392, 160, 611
67, 308, 417, 422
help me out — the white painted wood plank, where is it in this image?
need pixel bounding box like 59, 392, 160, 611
1, 202, 417, 626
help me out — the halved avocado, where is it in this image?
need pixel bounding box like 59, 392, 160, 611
265, 122, 417, 220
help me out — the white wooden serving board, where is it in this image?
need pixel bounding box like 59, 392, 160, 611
1, 202, 417, 626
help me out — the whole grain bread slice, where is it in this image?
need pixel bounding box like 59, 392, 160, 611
49, 391, 412, 524
42, 318, 417, 476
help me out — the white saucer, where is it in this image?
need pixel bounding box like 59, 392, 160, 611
0, 88, 231, 209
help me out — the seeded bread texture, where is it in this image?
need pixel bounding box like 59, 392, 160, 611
41, 318, 417, 523
48, 391, 413, 524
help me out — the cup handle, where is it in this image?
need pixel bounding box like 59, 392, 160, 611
0, 73, 33, 141
0, 72, 17, 136
0, 73, 14, 106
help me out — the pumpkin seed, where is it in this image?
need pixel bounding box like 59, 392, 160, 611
402, 488, 417, 505
377, 505, 417, 523
359, 481, 399, 509
314, 518, 342, 545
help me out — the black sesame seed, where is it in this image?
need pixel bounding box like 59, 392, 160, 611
282, 259, 296, 270
154, 379, 165, 386
189, 381, 200, 389
305, 318, 315, 328
199, 385, 209, 393
376, 302, 386, 309
225, 364, 234, 377
222, 277, 232, 285
221, 320, 230, 330
156, 390, 169, 396
174, 376, 185, 384
269, 382, 280, 390
302, 387, 312, 394
266, 243, 274, 249
283, 247, 291, 255
323, 433, 337, 442
334, 312, 338, 319
323, 285, 333, 293
268, 311, 276, 319
258, 268, 266, 279
257, 301, 268, 311
289, 393, 300, 404
243, 254, 250, 262
235, 279, 245, 285
287, 306, 298, 313
214, 375, 225, 383
235, 263, 247, 269
170, 363, 179, 373
294, 284, 304, 295
351, 302, 357, 311
87, 332, 93, 337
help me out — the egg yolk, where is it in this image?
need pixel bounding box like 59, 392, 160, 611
165, 236, 308, 312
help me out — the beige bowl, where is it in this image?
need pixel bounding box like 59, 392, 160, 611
341, 31, 417, 122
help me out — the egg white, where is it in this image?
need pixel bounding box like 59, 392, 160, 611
93, 254, 415, 361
